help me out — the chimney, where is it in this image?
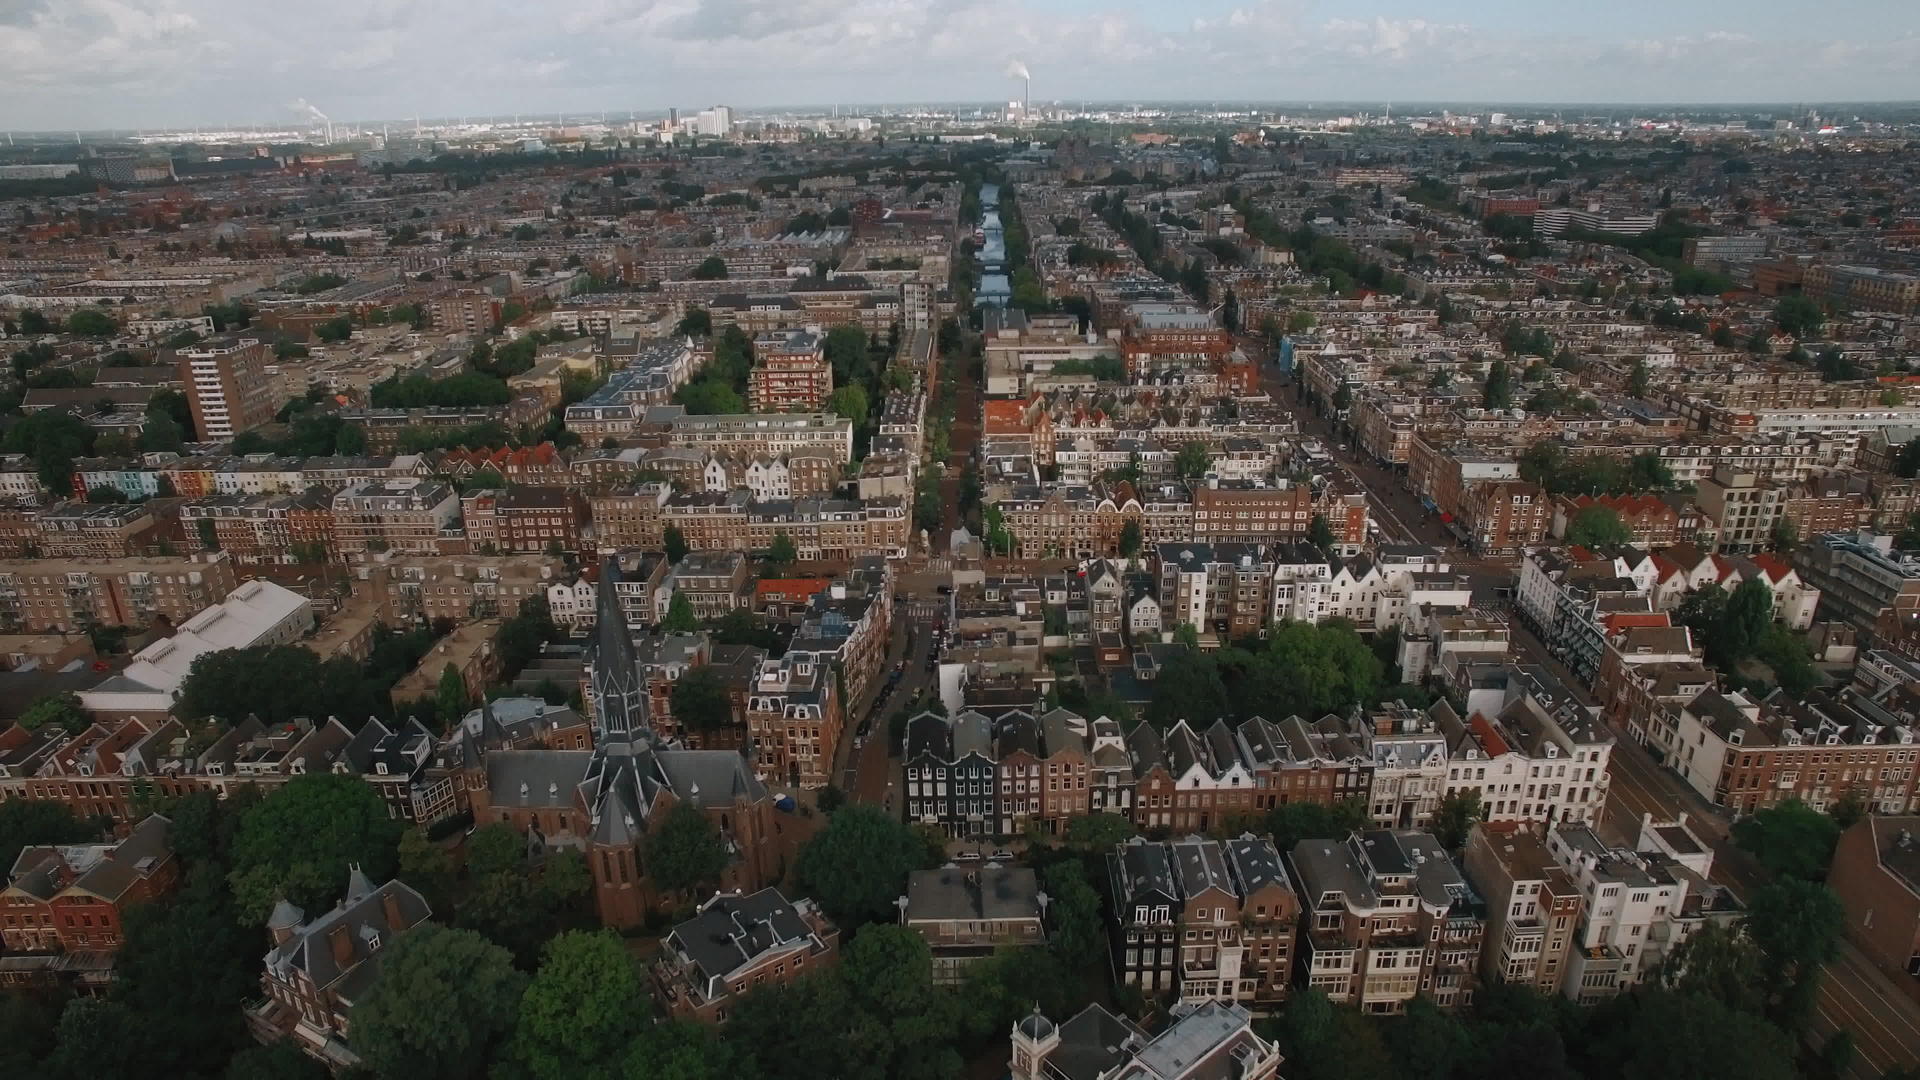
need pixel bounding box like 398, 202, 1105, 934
382, 887, 408, 932
328, 924, 355, 970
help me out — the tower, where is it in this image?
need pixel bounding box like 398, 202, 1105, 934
1010, 1008, 1060, 1080
590, 554, 648, 744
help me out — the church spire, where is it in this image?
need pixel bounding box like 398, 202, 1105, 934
591, 554, 647, 743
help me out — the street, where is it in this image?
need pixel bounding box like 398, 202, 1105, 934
1510, 616, 1920, 1078
828, 604, 935, 811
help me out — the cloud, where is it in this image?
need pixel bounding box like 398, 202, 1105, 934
2, 2, 1920, 130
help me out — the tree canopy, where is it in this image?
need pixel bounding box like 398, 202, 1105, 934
644, 804, 729, 896
1565, 506, 1632, 549
350, 924, 526, 1080
509, 930, 647, 1080
227, 773, 404, 922
794, 804, 935, 928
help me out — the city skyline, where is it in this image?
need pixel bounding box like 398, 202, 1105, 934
2, 0, 1920, 131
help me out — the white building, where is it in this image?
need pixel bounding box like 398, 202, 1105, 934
79, 579, 314, 718
1546, 816, 1735, 1003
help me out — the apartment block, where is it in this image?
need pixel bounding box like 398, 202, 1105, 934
177, 337, 278, 440
1106, 835, 1298, 1008
0, 554, 238, 632
1287, 829, 1484, 1013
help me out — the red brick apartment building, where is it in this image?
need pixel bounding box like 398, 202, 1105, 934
0, 814, 177, 953
1827, 815, 1920, 1003
748, 329, 834, 413
653, 888, 839, 1024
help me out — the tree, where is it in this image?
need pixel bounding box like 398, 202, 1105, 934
1308, 514, 1337, 551
66, 308, 118, 337
1483, 359, 1514, 409
645, 803, 728, 895
138, 409, 185, 453
1733, 798, 1839, 881
224, 1043, 329, 1080
664, 524, 689, 564
228, 773, 404, 922
1656, 918, 1766, 1015
435, 663, 469, 731
1594, 987, 1796, 1080
114, 869, 260, 1077
661, 592, 700, 633
827, 383, 869, 425
767, 529, 799, 571
1144, 649, 1231, 729
397, 825, 454, 910
1042, 861, 1105, 968
1628, 359, 1652, 398
17, 691, 89, 733
46, 998, 143, 1079
509, 930, 646, 1080
0, 800, 100, 891
350, 924, 525, 1080
1566, 505, 1632, 549
690, 256, 728, 280
1174, 441, 1212, 479
1062, 814, 1137, 850
621, 1020, 734, 1080
675, 307, 713, 337
670, 665, 734, 733
674, 377, 743, 414
1430, 790, 1482, 850
1267, 799, 1369, 853
1768, 516, 1799, 553
1118, 519, 1143, 557
1774, 294, 1825, 339
794, 804, 934, 927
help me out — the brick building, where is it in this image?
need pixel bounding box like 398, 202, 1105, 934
0, 814, 177, 953
1826, 815, 1920, 1003
747, 328, 835, 413
652, 889, 839, 1024
1287, 829, 1484, 1012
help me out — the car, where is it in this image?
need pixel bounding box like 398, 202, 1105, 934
990, 849, 1015, 861
954, 851, 982, 862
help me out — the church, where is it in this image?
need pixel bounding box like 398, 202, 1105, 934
460, 555, 783, 928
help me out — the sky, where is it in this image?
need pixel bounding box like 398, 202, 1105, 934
3, 0, 1920, 131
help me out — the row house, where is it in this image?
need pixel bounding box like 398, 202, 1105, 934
655, 492, 910, 560
1157, 542, 1271, 644
368, 555, 564, 627
1107, 835, 1298, 1007
1551, 494, 1689, 548
0, 554, 238, 633
1437, 666, 1614, 828
1461, 825, 1584, 998
36, 503, 167, 559
652, 411, 854, 464
744, 650, 840, 790
1287, 829, 1485, 1013
1664, 687, 1920, 816
1649, 546, 1821, 631
1545, 818, 1741, 1003
0, 711, 460, 829
0, 813, 177, 954
460, 486, 588, 554
1457, 480, 1551, 557
331, 478, 458, 556
437, 443, 575, 488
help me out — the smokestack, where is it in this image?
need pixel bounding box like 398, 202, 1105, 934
1024, 75, 1031, 116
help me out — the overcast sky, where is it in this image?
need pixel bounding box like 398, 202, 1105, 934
4, 0, 1920, 131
